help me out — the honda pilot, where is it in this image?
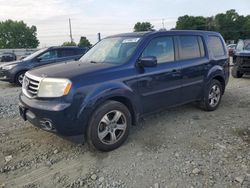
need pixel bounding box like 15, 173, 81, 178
19, 31, 229, 151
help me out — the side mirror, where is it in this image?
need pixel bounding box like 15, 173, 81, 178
138, 56, 157, 67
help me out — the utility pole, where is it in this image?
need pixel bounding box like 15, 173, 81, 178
162, 18, 165, 29
97, 33, 101, 42
69, 18, 73, 43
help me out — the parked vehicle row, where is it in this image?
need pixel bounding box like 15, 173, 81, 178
0, 52, 17, 62
18, 30, 229, 151
0, 46, 87, 86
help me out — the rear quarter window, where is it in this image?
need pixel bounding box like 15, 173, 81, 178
208, 36, 225, 57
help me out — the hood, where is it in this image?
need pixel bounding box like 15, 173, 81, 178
27, 60, 115, 79
235, 50, 250, 57
0, 60, 23, 67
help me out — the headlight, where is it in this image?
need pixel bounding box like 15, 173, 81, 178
37, 78, 72, 98
2, 64, 16, 70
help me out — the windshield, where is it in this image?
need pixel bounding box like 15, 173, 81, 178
22, 48, 48, 61
80, 37, 141, 64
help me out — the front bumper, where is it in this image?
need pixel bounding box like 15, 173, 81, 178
19, 93, 88, 136
0, 69, 12, 82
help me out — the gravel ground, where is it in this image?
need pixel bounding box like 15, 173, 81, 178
0, 75, 249, 188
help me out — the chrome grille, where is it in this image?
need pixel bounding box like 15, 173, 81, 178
22, 72, 42, 98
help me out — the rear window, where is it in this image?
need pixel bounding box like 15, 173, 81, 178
208, 36, 225, 57
179, 36, 205, 60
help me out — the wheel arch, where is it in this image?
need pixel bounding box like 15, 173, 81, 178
206, 65, 226, 95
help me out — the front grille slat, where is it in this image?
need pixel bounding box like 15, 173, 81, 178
23, 73, 41, 98
28, 85, 38, 90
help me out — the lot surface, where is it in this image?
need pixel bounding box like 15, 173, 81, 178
0, 76, 250, 188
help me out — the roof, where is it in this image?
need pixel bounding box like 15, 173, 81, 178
106, 30, 220, 39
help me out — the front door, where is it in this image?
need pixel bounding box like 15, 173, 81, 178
137, 36, 182, 114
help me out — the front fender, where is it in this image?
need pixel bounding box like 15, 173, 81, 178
76, 82, 139, 122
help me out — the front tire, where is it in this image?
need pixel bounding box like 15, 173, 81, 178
15, 71, 26, 86
200, 79, 223, 111
87, 101, 131, 151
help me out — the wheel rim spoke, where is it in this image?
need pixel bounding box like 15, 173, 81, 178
112, 111, 122, 123
110, 131, 117, 143
101, 114, 110, 125
99, 129, 109, 140
115, 123, 126, 131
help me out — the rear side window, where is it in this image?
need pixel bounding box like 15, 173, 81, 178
76, 48, 87, 55
208, 36, 225, 57
59, 49, 75, 58
142, 37, 175, 64
179, 36, 204, 60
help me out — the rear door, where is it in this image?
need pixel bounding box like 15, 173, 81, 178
57, 48, 76, 62
137, 36, 182, 114
177, 35, 208, 103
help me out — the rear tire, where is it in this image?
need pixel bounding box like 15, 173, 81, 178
15, 71, 26, 86
87, 100, 131, 151
199, 79, 223, 111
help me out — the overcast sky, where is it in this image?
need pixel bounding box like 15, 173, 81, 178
0, 0, 249, 47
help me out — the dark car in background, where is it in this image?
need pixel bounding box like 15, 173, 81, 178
0, 52, 17, 62
19, 30, 229, 151
232, 39, 250, 78
0, 46, 87, 85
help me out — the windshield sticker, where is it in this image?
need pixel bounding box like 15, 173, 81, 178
122, 38, 140, 43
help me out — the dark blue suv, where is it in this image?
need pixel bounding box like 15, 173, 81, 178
19, 31, 229, 151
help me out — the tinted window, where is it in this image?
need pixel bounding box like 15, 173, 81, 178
59, 49, 75, 57
142, 37, 175, 64
236, 40, 244, 52
208, 36, 225, 57
38, 50, 58, 61
76, 48, 87, 55
179, 36, 203, 60
245, 43, 250, 51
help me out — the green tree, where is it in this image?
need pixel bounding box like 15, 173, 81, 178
0, 20, 39, 49
242, 15, 250, 39
134, 22, 154, 32
62, 41, 76, 46
214, 9, 242, 41
175, 9, 250, 41
78, 36, 92, 48
176, 15, 207, 30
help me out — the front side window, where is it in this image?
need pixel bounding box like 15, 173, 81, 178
141, 37, 175, 64
38, 50, 58, 61
245, 43, 250, 51
80, 37, 141, 64
236, 40, 244, 52
208, 36, 225, 57
179, 36, 203, 60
